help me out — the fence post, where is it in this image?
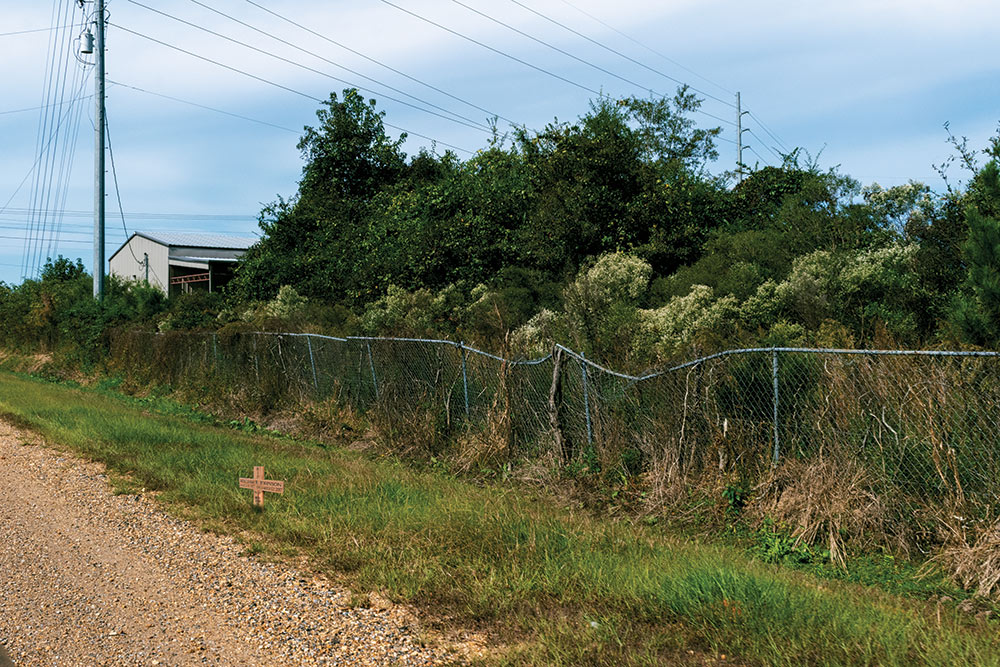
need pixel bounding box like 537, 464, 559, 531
459, 341, 469, 418
366, 340, 379, 398
771, 348, 780, 465
548, 346, 569, 462
306, 335, 319, 394
253, 335, 260, 380
581, 351, 593, 447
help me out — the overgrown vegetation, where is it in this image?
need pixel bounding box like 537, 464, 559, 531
2, 371, 999, 666
3, 87, 1000, 611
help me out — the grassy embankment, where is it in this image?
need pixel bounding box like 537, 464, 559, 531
1, 370, 997, 666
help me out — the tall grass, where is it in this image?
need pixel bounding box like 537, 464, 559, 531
1, 371, 998, 665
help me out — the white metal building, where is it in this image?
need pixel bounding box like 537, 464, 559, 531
108, 232, 254, 297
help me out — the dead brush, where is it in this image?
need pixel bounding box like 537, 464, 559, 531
932, 514, 1000, 600
455, 360, 514, 474
747, 457, 908, 567
369, 398, 447, 459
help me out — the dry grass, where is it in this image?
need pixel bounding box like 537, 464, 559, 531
934, 516, 1000, 600
747, 458, 908, 566
455, 362, 514, 474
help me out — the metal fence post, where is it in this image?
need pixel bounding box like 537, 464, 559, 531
306, 335, 319, 394
771, 348, 780, 465
253, 335, 260, 380
581, 351, 593, 447
366, 340, 379, 397
459, 341, 469, 418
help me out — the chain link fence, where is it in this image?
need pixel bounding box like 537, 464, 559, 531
110, 332, 1000, 520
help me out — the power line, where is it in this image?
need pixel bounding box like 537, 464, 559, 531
504, 0, 736, 109
105, 108, 143, 267
109, 80, 298, 133
377, 0, 601, 97
111, 23, 474, 154
549, 0, 792, 150
0, 94, 95, 117
177, 0, 493, 133
24, 0, 84, 279
554, 0, 734, 97
0, 25, 72, 38
124, 2, 490, 134
3, 207, 258, 220
746, 146, 773, 168
386, 0, 734, 127
746, 128, 784, 162
747, 109, 790, 153
243, 0, 523, 129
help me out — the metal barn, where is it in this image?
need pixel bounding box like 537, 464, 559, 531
108, 232, 253, 297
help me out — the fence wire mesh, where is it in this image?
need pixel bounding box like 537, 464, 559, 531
110, 333, 1000, 518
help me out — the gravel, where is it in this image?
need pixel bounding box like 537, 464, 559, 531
0, 420, 481, 666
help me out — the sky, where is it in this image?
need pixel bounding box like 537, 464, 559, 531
2, 0, 998, 287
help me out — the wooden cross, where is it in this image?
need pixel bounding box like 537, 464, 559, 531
239, 466, 284, 507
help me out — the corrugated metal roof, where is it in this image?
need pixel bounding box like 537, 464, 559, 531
171, 255, 240, 263
135, 231, 255, 249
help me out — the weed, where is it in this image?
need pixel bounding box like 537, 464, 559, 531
3, 371, 1000, 665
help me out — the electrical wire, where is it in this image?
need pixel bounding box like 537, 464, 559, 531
24, 0, 79, 278
505, 0, 736, 109
746, 128, 784, 162
0, 25, 73, 38
109, 80, 298, 133
45, 64, 89, 265
377, 0, 601, 97
3, 207, 258, 221
106, 108, 142, 264
110, 23, 474, 154
41, 5, 89, 272
125, 1, 490, 134
107, 111, 167, 284
747, 109, 790, 153
554, 0, 735, 97
385, 0, 735, 127
0, 94, 94, 116
176, 0, 493, 133
746, 145, 772, 168
243, 0, 523, 129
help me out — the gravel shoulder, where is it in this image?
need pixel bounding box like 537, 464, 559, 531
0, 419, 476, 666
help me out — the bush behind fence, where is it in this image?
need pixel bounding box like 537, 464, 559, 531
111, 331, 1000, 522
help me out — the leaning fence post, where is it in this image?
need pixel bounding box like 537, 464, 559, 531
548, 346, 569, 462
771, 348, 780, 465
459, 341, 470, 418
581, 351, 593, 447
306, 335, 319, 394
366, 340, 379, 398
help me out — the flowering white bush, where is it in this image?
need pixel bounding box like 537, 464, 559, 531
640, 285, 738, 354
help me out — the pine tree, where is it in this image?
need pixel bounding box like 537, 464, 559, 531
952, 162, 1000, 345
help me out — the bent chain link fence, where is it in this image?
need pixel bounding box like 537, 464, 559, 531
111, 332, 1000, 518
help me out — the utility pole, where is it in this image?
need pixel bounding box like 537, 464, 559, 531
93, 0, 106, 300
736, 92, 749, 184
143, 252, 149, 284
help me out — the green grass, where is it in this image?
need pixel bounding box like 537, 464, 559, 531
1, 371, 997, 666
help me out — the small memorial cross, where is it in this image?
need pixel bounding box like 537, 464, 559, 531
239, 466, 285, 507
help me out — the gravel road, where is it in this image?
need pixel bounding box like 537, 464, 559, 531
0, 420, 476, 666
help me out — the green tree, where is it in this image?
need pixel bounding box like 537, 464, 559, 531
950, 162, 1000, 345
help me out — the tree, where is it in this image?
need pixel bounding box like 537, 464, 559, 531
950, 161, 1000, 345
296, 89, 406, 204
230, 90, 408, 303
